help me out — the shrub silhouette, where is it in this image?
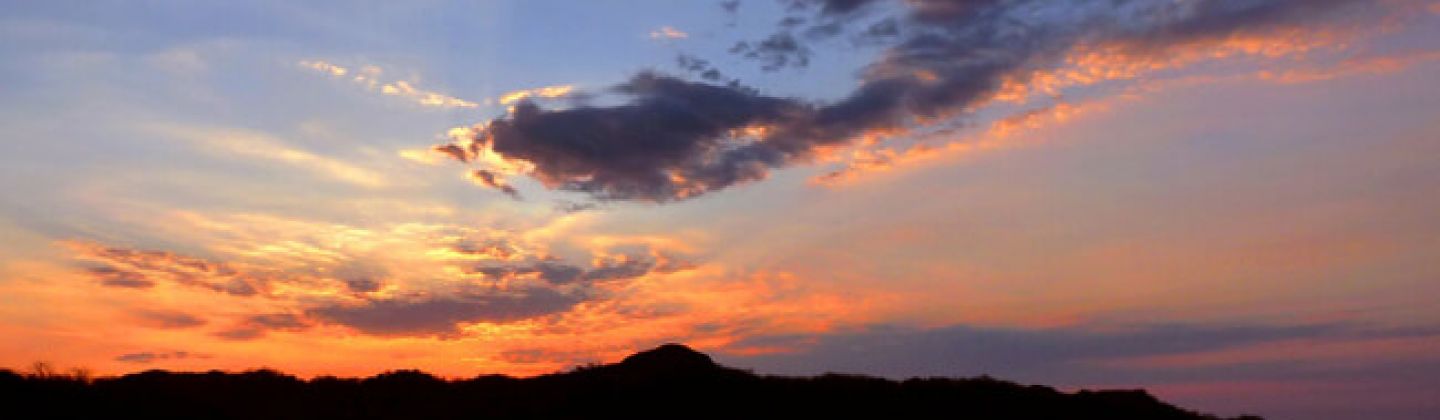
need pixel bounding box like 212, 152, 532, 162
0, 344, 1261, 419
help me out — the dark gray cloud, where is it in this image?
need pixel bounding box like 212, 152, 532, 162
720, 0, 741, 14
308, 247, 695, 336
75, 245, 264, 297
115, 350, 206, 364
471, 73, 805, 202
247, 313, 308, 330
438, 0, 1378, 202
342, 277, 381, 293
676, 54, 726, 82
533, 261, 585, 284
215, 313, 309, 341
470, 252, 692, 284
100, 277, 155, 288
468, 169, 520, 199
468, 262, 583, 285
788, 0, 882, 16
730, 32, 811, 71
305, 288, 583, 337
450, 239, 517, 259
135, 310, 207, 329
581, 256, 659, 282
214, 328, 265, 341
92, 267, 155, 288
432, 143, 468, 162
499, 347, 602, 365
329, 260, 388, 293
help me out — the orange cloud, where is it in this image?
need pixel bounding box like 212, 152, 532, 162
991, 26, 1345, 105
814, 99, 1111, 185
1256, 49, 1440, 84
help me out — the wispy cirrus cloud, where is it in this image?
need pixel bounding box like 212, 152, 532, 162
300, 59, 576, 111
148, 123, 390, 188
299, 60, 480, 109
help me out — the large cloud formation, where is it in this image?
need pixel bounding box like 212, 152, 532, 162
66, 218, 697, 338
435, 0, 1385, 202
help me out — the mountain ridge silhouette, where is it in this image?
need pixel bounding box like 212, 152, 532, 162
0, 343, 1262, 419
618, 343, 716, 369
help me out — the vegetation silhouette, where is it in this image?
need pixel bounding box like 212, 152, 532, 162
1, 344, 1263, 419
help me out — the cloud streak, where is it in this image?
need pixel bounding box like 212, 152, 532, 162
151, 124, 391, 188
299, 60, 480, 109
114, 350, 208, 364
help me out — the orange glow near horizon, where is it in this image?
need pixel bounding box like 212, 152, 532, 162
0, 206, 890, 378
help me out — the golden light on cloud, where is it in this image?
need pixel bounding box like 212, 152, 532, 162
414, 123, 547, 196
380, 80, 480, 108
495, 85, 575, 105
298, 59, 479, 109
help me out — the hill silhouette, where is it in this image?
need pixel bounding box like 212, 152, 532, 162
0, 344, 1260, 419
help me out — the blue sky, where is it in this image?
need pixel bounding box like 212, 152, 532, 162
3, 1, 1440, 419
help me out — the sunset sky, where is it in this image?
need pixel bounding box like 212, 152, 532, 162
2, 1, 1439, 418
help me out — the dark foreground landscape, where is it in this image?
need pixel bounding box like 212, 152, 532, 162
1, 344, 1258, 419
